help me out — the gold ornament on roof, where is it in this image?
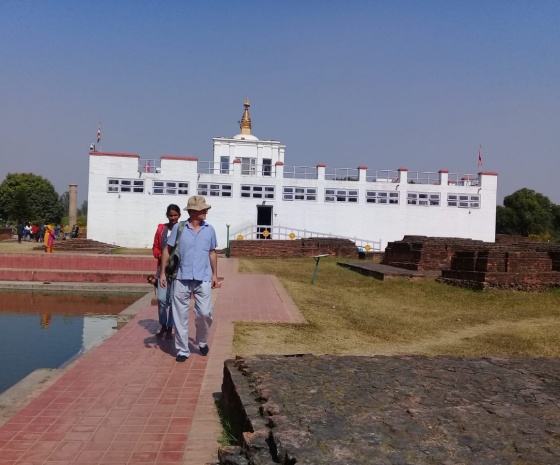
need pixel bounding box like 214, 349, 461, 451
240, 97, 252, 135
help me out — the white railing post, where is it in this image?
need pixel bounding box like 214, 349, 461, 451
275, 161, 284, 178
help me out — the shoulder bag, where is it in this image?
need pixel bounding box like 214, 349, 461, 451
165, 221, 186, 280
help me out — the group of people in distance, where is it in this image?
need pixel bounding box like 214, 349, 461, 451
15, 222, 80, 252
149, 196, 218, 362
14, 222, 56, 252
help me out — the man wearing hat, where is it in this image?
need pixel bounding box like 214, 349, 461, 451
160, 195, 218, 362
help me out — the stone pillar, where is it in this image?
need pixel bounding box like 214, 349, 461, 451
69, 184, 78, 231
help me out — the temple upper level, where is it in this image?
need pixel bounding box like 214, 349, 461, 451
212, 98, 285, 176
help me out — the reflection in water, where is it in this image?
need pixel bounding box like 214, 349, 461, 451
0, 291, 140, 394
41, 313, 52, 328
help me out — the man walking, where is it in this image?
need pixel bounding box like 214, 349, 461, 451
160, 196, 218, 362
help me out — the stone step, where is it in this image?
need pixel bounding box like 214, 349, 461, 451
0, 268, 151, 284
0, 253, 154, 271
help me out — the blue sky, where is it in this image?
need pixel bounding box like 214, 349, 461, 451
1, 0, 559, 204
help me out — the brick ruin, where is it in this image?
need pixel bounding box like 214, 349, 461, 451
441, 244, 560, 291
382, 235, 560, 291
228, 237, 357, 258
381, 235, 488, 271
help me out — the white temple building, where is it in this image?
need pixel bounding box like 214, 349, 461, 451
87, 99, 497, 251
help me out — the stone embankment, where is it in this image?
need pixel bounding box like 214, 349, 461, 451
217, 354, 560, 465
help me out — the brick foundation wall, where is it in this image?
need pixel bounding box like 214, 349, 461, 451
0, 227, 13, 240
441, 245, 560, 291
381, 236, 488, 271
229, 238, 357, 258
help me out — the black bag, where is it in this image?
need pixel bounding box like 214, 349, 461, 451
165, 221, 185, 280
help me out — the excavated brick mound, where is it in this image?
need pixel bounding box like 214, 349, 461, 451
440, 245, 560, 291
230, 238, 357, 258
34, 238, 119, 253
381, 236, 490, 271
217, 354, 560, 465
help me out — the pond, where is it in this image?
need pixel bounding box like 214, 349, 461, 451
0, 291, 141, 394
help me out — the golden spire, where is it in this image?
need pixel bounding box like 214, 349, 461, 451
239, 97, 252, 134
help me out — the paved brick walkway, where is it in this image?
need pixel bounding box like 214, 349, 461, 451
0, 257, 305, 465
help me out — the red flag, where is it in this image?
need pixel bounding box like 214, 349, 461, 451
97, 124, 101, 143
478, 146, 482, 168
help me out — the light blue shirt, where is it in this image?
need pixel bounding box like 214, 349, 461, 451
167, 220, 217, 282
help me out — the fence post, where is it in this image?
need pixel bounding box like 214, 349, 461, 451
225, 224, 230, 258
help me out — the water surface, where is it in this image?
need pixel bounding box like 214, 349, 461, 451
0, 291, 140, 394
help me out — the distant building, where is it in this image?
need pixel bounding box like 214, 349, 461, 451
87, 99, 497, 250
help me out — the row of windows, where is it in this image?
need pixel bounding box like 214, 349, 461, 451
106, 179, 480, 208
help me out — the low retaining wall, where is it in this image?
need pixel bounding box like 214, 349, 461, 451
229, 238, 357, 258
0, 254, 154, 271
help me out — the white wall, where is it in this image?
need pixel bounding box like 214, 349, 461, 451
88, 151, 497, 251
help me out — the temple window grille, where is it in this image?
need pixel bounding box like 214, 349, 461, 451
153, 181, 189, 195
241, 158, 257, 175
240, 185, 275, 199
325, 188, 359, 203
407, 192, 440, 206
107, 178, 145, 194
448, 194, 480, 208
283, 186, 317, 201
366, 190, 399, 204
197, 183, 232, 197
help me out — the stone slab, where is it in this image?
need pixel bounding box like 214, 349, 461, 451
337, 261, 441, 280
220, 355, 560, 465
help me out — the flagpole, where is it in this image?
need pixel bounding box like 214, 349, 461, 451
477, 145, 482, 171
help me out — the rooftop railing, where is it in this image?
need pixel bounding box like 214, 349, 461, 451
283, 165, 318, 179
365, 169, 399, 183
138, 159, 161, 174
325, 167, 359, 181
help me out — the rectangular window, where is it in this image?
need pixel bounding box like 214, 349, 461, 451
262, 159, 272, 176
220, 156, 230, 174
240, 185, 275, 199
366, 191, 399, 204
447, 194, 480, 208
197, 183, 233, 197
107, 178, 144, 194
152, 181, 189, 195
325, 188, 359, 203
407, 192, 440, 206
241, 158, 257, 175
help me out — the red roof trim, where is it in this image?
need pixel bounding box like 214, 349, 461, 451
161, 155, 198, 161
89, 151, 140, 158
316, 163, 326, 168
233, 158, 242, 163
398, 167, 409, 172
275, 161, 284, 166
438, 169, 449, 173
357, 165, 368, 170
478, 171, 498, 176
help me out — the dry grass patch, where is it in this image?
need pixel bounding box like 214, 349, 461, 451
234, 257, 560, 357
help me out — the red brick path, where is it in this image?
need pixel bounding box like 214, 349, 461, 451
0, 257, 305, 465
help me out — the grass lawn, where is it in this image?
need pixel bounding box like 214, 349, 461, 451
234, 257, 560, 358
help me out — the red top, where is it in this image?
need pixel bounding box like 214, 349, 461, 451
152, 223, 168, 261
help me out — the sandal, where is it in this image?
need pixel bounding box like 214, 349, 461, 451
156, 325, 167, 337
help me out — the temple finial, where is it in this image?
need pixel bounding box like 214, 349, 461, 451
240, 97, 252, 134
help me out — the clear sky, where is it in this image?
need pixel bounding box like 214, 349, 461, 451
1, 0, 559, 204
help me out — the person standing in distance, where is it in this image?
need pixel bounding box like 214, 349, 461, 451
160, 196, 218, 362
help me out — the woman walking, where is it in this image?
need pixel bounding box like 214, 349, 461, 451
44, 225, 55, 253
152, 204, 181, 337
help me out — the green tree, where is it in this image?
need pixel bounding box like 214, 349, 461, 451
78, 200, 88, 216
59, 191, 70, 216
496, 188, 558, 238
0, 173, 63, 224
